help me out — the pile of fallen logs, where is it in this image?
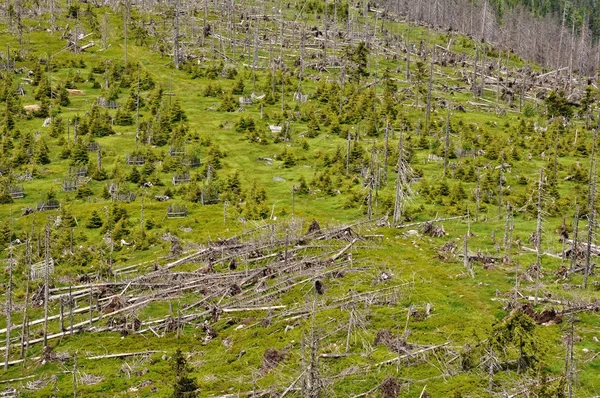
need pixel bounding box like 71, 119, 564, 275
0, 219, 381, 366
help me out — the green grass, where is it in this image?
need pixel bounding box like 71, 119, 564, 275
0, 1, 600, 396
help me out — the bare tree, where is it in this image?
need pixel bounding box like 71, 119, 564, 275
392, 129, 413, 225
4, 209, 13, 369
534, 168, 543, 306
583, 159, 596, 289
43, 222, 51, 349
443, 109, 450, 177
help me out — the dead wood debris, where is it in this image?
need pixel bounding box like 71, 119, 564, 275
260, 348, 286, 374
514, 303, 563, 325
39, 346, 70, 364
307, 220, 321, 234
79, 374, 104, 386
381, 377, 402, 398
314, 279, 325, 294
374, 329, 411, 354
421, 222, 446, 237
438, 241, 457, 260
103, 295, 125, 314
25, 379, 48, 391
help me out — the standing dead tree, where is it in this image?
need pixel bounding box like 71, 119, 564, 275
583, 158, 596, 289
464, 215, 474, 278
4, 210, 13, 370
43, 222, 51, 349
392, 129, 413, 225
534, 168, 544, 306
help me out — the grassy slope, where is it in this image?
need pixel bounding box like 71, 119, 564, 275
0, 2, 599, 397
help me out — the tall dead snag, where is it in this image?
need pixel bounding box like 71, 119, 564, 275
405, 8, 411, 81
302, 307, 322, 398
123, 0, 129, 64
475, 168, 481, 221
20, 234, 31, 359
43, 222, 51, 349
392, 129, 413, 225
73, 352, 77, 397
464, 215, 474, 278
534, 168, 544, 306
571, 207, 580, 272
503, 203, 512, 258
497, 157, 504, 220
565, 314, 575, 398
425, 58, 433, 134
383, 121, 389, 185
472, 44, 480, 97
443, 109, 450, 178
4, 212, 13, 370
583, 158, 596, 289
173, 0, 180, 69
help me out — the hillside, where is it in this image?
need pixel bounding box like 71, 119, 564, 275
0, 0, 599, 396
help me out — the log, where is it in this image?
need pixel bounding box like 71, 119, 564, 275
376, 342, 450, 366
564, 239, 600, 255
396, 215, 468, 229
520, 246, 563, 259
221, 305, 286, 313
0, 375, 35, 384
0, 298, 155, 352
87, 350, 162, 360
330, 239, 357, 261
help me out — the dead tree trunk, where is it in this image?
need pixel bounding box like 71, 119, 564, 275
43, 223, 50, 349
393, 129, 412, 225
383, 121, 389, 185
464, 216, 474, 278
571, 207, 579, 272
123, 0, 129, 64
425, 58, 433, 133
497, 159, 504, 220
583, 159, 596, 289
4, 237, 13, 369
173, 0, 180, 69
73, 352, 77, 397
566, 314, 575, 398
475, 168, 481, 221
534, 168, 544, 306
443, 109, 450, 177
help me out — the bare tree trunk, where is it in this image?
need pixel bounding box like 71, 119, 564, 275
89, 286, 93, 326
583, 159, 596, 289
504, 202, 511, 255
566, 314, 575, 398
346, 129, 351, 176
383, 121, 389, 185
173, 0, 180, 69
425, 58, 433, 133
475, 168, 481, 221
73, 352, 77, 397
4, 223, 13, 369
405, 8, 411, 81
123, 0, 129, 64
101, 13, 109, 49
497, 158, 504, 220
534, 168, 543, 306
556, 3, 567, 72
472, 45, 479, 97
50, 0, 55, 32
43, 224, 50, 349
443, 109, 450, 177
464, 215, 474, 278
69, 285, 74, 336
571, 207, 580, 272
393, 128, 411, 225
